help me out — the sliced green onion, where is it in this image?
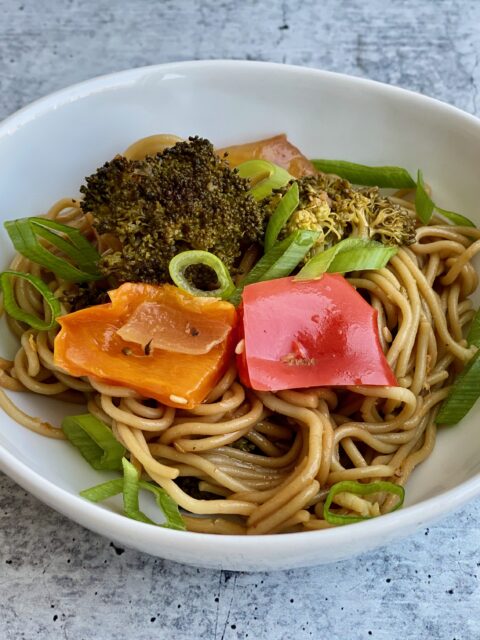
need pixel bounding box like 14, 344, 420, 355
436, 349, 480, 425
80, 459, 185, 529
264, 182, 299, 252
311, 161, 475, 227
323, 480, 405, 525
28, 218, 100, 271
139, 481, 186, 531
4, 216, 101, 282
435, 205, 475, 228
236, 159, 293, 200
229, 229, 319, 306
122, 458, 185, 530
311, 159, 416, 188
80, 478, 124, 502
436, 307, 480, 425
415, 170, 435, 224
168, 250, 235, 299
296, 238, 397, 280
467, 308, 480, 347
0, 270, 62, 330
235, 159, 272, 183
122, 457, 152, 524
416, 171, 475, 227
62, 414, 126, 471
242, 230, 319, 282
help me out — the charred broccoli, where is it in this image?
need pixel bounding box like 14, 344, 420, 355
80, 137, 266, 285
276, 173, 416, 257
318, 173, 417, 246
281, 178, 345, 251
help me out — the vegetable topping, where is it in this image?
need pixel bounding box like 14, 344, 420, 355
236, 274, 397, 391
62, 413, 126, 471
296, 238, 398, 280
268, 173, 417, 259
311, 159, 416, 188
79, 457, 186, 530
54, 283, 237, 408
168, 250, 236, 299
0, 270, 62, 331
80, 137, 266, 287
116, 301, 231, 355
219, 134, 317, 178
323, 480, 405, 525
436, 308, 480, 424
4, 216, 101, 282
236, 159, 293, 201
228, 229, 320, 306
6, 131, 479, 535
311, 158, 474, 227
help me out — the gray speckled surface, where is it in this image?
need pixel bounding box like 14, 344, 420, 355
1, 1, 480, 638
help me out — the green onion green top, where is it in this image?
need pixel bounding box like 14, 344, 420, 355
4, 216, 101, 282
0, 270, 62, 330
311, 159, 475, 227
436, 308, 480, 425
311, 159, 416, 188
415, 170, 475, 227
80, 458, 185, 530
296, 238, 397, 280
236, 159, 293, 200
229, 229, 319, 306
264, 181, 299, 252
323, 480, 405, 525
62, 414, 126, 471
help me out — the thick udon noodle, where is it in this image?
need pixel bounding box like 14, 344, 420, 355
2, 141, 480, 535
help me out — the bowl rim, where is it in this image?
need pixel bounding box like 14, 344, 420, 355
1, 58, 479, 554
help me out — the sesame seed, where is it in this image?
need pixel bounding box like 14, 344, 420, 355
235, 339, 245, 355
169, 394, 188, 405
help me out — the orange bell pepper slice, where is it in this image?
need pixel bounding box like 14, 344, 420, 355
218, 134, 317, 178
54, 283, 237, 409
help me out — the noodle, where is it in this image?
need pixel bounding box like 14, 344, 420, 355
2, 155, 480, 536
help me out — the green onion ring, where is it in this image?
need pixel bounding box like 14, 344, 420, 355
0, 270, 62, 330
236, 159, 293, 201
169, 250, 235, 299
323, 480, 405, 525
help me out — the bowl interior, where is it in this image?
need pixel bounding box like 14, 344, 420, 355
1, 61, 480, 567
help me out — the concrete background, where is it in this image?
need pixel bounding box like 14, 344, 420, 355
1, 1, 480, 638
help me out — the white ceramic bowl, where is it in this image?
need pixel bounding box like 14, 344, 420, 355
1, 60, 480, 571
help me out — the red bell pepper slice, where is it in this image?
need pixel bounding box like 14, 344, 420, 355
237, 274, 397, 391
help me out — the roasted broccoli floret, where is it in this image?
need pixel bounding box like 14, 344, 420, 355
275, 173, 416, 257
281, 178, 347, 252
62, 281, 111, 311
80, 137, 266, 285
319, 173, 417, 246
